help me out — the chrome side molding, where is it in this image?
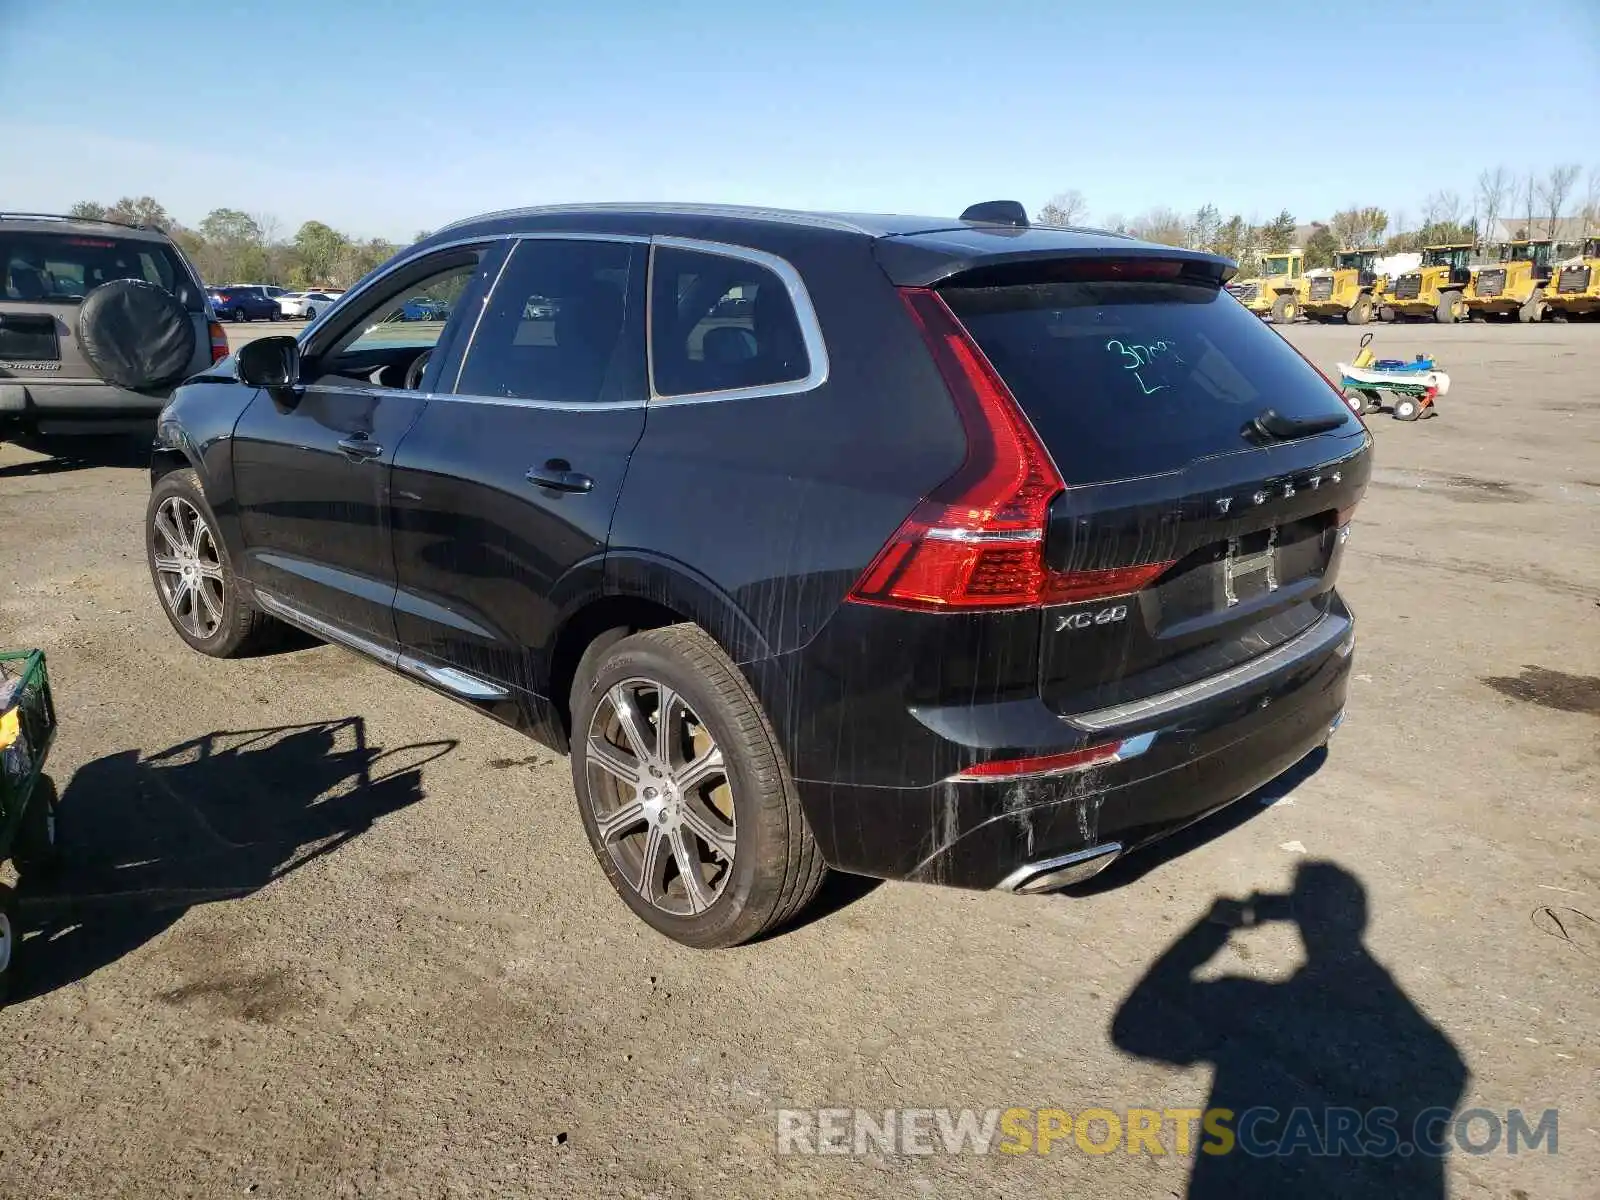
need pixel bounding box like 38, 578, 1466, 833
253, 590, 509, 701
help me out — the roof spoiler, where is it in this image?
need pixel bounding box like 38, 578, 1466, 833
960, 200, 1029, 228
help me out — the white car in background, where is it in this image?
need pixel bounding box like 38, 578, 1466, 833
277, 289, 344, 320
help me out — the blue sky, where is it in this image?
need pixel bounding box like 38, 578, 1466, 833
2, 0, 1596, 241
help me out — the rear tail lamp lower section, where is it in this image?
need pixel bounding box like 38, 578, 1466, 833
947, 731, 1157, 783
847, 287, 1171, 612
208, 320, 229, 364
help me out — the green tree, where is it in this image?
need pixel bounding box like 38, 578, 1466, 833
1260, 209, 1297, 253
1188, 204, 1221, 251
293, 220, 348, 287
1213, 214, 1250, 263
104, 196, 174, 230
1305, 226, 1339, 269
199, 207, 262, 245
68, 200, 108, 220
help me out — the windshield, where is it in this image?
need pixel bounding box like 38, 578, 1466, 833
1, 232, 183, 304
1263, 256, 1293, 276
1334, 252, 1373, 271
942, 277, 1357, 485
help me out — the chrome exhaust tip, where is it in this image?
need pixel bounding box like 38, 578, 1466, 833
998, 843, 1123, 895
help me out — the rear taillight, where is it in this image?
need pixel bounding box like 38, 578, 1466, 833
847, 288, 1171, 612
208, 320, 228, 363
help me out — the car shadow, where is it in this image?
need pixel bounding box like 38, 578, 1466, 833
0, 431, 153, 478
11, 719, 455, 1003
1065, 747, 1328, 896
1111, 860, 1468, 1197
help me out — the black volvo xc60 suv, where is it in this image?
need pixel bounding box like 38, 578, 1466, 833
145, 201, 1368, 947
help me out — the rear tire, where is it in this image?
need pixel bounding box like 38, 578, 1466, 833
233, 306, 247, 323
1346, 295, 1373, 325
146, 469, 284, 658
1270, 296, 1295, 324
1435, 291, 1463, 323
1517, 296, 1544, 323
13, 775, 61, 878
1393, 396, 1421, 422
303, 306, 316, 321
570, 624, 827, 948
1379, 305, 1397, 323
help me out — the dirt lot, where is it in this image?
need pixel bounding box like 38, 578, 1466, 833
1, 321, 1595, 1198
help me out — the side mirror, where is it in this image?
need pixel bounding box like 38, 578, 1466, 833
236, 335, 301, 388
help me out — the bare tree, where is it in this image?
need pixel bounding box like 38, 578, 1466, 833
1422, 190, 1463, 228
1518, 173, 1538, 238
1036, 189, 1088, 227
1476, 166, 1511, 242
1127, 207, 1189, 247
1539, 164, 1581, 240
1582, 167, 1600, 234
252, 212, 283, 247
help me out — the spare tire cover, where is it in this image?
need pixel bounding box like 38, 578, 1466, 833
76, 278, 197, 391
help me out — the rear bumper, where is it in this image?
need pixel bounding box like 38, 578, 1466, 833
2, 379, 169, 427
790, 604, 1354, 890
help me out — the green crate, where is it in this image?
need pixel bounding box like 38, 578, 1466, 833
0, 649, 56, 859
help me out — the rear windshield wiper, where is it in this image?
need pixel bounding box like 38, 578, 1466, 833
1244, 408, 1348, 443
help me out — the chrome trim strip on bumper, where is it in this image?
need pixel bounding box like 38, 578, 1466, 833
1065, 614, 1352, 734
998, 843, 1123, 894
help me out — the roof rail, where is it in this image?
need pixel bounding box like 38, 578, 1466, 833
0, 211, 152, 232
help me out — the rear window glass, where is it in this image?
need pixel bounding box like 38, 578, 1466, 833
942, 279, 1357, 483
650, 246, 809, 397
0, 232, 181, 304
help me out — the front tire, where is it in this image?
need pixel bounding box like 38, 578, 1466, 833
1346, 295, 1373, 325
1270, 296, 1296, 324
1436, 290, 1463, 323
570, 624, 827, 948
146, 469, 282, 657
1393, 396, 1421, 422
1518, 296, 1544, 323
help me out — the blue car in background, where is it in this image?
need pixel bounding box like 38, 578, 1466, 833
208, 286, 282, 322
396, 295, 449, 321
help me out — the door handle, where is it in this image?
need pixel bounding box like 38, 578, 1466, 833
337, 433, 383, 461
525, 460, 594, 493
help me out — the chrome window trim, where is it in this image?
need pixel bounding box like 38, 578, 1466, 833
434, 202, 877, 238
646, 235, 830, 406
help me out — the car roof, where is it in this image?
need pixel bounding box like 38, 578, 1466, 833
415, 201, 1230, 288
0, 212, 174, 242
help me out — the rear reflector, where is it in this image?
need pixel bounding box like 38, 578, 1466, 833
208, 320, 229, 364
847, 287, 1171, 612
948, 731, 1157, 782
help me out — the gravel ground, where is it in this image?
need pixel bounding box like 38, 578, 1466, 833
0, 320, 1595, 1198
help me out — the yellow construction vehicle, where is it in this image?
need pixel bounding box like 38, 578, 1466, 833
1464, 239, 1554, 322
1545, 237, 1600, 320
1224, 249, 1307, 323
1382, 243, 1474, 323
1301, 247, 1388, 325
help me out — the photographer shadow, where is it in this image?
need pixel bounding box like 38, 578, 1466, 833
14, 719, 454, 1003
1112, 861, 1467, 1198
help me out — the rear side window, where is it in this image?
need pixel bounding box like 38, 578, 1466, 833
650, 245, 809, 397
0, 232, 181, 304
453, 238, 640, 405
941, 278, 1357, 484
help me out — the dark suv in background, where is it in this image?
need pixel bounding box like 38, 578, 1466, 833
208, 285, 282, 322
2, 213, 225, 437
145, 201, 1369, 947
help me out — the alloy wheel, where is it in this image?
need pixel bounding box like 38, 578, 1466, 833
152, 496, 226, 639
584, 677, 737, 916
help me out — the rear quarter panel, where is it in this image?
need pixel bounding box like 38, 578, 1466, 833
605, 227, 965, 718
